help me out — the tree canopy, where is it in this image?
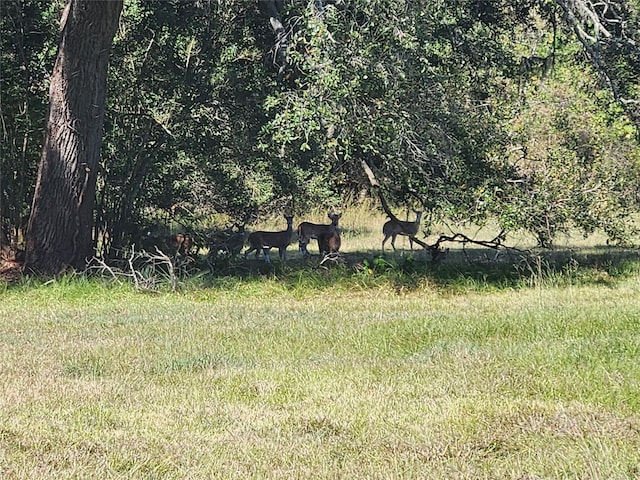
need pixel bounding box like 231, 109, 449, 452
1, 0, 639, 271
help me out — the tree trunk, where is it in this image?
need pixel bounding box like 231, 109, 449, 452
25, 0, 123, 275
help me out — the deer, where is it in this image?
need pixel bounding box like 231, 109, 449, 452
430, 245, 449, 265
169, 233, 194, 257
141, 224, 195, 257
208, 224, 246, 257
318, 223, 341, 256
382, 209, 423, 253
225, 224, 247, 256
297, 212, 342, 257
244, 213, 294, 263
359, 159, 430, 256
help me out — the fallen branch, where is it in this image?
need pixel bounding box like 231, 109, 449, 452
410, 230, 529, 262
85, 245, 189, 292
318, 252, 344, 268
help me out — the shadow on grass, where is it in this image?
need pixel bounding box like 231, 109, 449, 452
3, 244, 639, 293
196, 244, 640, 293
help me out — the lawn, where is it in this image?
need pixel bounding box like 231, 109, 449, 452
1, 210, 640, 478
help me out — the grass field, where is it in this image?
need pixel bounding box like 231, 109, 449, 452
1, 209, 640, 479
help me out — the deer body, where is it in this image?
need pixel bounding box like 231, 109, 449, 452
430, 246, 449, 265
244, 215, 294, 263
297, 212, 341, 256
226, 225, 247, 256
142, 227, 194, 257
170, 233, 194, 257
209, 224, 246, 257
382, 210, 423, 253
318, 224, 341, 256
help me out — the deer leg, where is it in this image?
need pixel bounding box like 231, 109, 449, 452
262, 246, 271, 263
299, 239, 310, 256
390, 234, 398, 251
382, 235, 390, 253
409, 236, 414, 251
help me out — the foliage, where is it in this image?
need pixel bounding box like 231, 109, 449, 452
555, 0, 640, 130
257, 0, 640, 245
497, 29, 640, 245
262, 0, 519, 211
0, 0, 61, 242
1, 0, 640, 262
100, 0, 270, 254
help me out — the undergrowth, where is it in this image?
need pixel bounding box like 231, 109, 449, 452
4, 246, 639, 297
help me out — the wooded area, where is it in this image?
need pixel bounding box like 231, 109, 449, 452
1, 0, 639, 275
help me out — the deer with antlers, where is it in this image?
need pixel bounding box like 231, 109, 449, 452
297, 212, 342, 257
244, 213, 295, 263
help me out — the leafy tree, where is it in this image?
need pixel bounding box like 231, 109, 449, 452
260, 1, 531, 215
500, 60, 640, 246
494, 1, 640, 245
258, 0, 640, 245
97, 0, 275, 255
5, 0, 640, 275
556, 0, 640, 131
0, 0, 60, 246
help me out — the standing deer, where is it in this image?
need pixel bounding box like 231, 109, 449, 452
225, 224, 247, 256
382, 209, 423, 253
244, 214, 294, 263
208, 224, 246, 257
141, 225, 194, 257
297, 212, 342, 256
318, 223, 341, 256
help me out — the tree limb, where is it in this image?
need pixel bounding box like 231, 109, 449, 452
360, 158, 402, 224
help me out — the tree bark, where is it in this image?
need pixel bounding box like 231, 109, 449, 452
25, 0, 123, 275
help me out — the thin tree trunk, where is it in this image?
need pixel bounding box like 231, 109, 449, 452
25, 0, 123, 275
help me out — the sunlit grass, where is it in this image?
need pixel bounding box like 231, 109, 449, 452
2, 207, 640, 478
1, 273, 640, 478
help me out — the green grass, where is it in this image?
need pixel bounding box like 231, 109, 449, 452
1, 274, 640, 479
2, 211, 640, 478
